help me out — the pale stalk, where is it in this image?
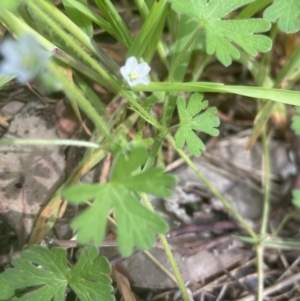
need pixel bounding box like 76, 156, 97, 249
141, 193, 190, 301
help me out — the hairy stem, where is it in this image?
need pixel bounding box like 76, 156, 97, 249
141, 194, 190, 301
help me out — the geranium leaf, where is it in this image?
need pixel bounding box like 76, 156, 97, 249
263, 0, 300, 33
168, 0, 272, 66
2, 245, 113, 301
175, 93, 220, 156
63, 146, 176, 256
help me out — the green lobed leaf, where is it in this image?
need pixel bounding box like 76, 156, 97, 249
70, 246, 113, 301
63, 183, 105, 203
63, 146, 176, 256
263, 0, 300, 33
167, 0, 272, 66
2, 245, 113, 301
113, 186, 169, 256
175, 93, 220, 156
70, 191, 111, 245
0, 275, 15, 300
111, 147, 177, 196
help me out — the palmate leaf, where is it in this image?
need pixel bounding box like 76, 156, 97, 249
167, 0, 272, 66
175, 93, 220, 156
63, 147, 177, 256
2, 245, 113, 301
0, 275, 15, 301
263, 0, 300, 33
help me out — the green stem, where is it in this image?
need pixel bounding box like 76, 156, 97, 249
166, 134, 257, 239
168, 25, 202, 82
143, 134, 163, 170
141, 194, 190, 301
133, 0, 149, 19
260, 130, 271, 237
161, 92, 170, 128
0, 139, 99, 148
256, 244, 264, 301
191, 54, 211, 81
158, 234, 189, 300
256, 127, 271, 301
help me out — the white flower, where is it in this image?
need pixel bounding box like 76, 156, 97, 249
0, 34, 51, 84
120, 56, 150, 87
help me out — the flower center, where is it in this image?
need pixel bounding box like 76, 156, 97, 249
21, 54, 38, 69
129, 70, 138, 81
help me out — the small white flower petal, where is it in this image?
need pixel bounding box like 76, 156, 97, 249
0, 61, 20, 76
125, 56, 138, 69
120, 65, 131, 80
135, 62, 151, 77
0, 38, 21, 64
